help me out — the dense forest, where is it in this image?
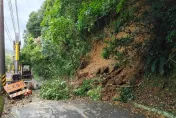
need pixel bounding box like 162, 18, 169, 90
20, 0, 176, 116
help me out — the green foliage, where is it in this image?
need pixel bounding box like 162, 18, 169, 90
147, 56, 166, 75
101, 0, 135, 64
87, 86, 102, 101
5, 54, 13, 71
114, 87, 135, 103
22, 0, 91, 78
26, 12, 42, 38
22, 0, 128, 79
40, 78, 102, 101
102, 37, 133, 66
73, 79, 93, 96
26, 1, 46, 38
115, 1, 134, 33
144, 0, 176, 75
116, 0, 126, 13
73, 79, 102, 101
77, 0, 119, 32
40, 79, 70, 100
0, 96, 3, 115
101, 47, 111, 59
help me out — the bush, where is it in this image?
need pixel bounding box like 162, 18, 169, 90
0, 96, 3, 115
114, 87, 135, 103
40, 79, 70, 100
73, 79, 93, 96
73, 79, 102, 101
77, 0, 119, 32
101, 47, 111, 59
143, 0, 176, 75
87, 86, 102, 101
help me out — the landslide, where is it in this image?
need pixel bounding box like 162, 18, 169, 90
73, 0, 176, 116
75, 0, 149, 101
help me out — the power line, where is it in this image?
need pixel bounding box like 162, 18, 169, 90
4, 20, 13, 44
4, 20, 13, 43
7, 0, 16, 34
15, 0, 20, 35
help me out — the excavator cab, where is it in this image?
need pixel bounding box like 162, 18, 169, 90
21, 64, 32, 82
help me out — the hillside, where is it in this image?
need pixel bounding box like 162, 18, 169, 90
20, 0, 176, 117
5, 49, 13, 56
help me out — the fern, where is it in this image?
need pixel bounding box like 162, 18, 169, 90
151, 58, 159, 73
144, 0, 176, 75
147, 56, 167, 75
159, 57, 166, 75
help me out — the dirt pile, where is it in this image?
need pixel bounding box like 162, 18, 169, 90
75, 36, 144, 101
78, 39, 116, 79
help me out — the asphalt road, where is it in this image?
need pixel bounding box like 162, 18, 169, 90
6, 99, 145, 118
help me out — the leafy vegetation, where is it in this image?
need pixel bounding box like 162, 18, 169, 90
21, 0, 123, 79
77, 0, 119, 32
87, 86, 102, 101
73, 79, 102, 101
101, 0, 135, 66
101, 0, 176, 76
40, 79, 102, 101
143, 0, 176, 75
26, 2, 46, 38
102, 37, 133, 66
5, 54, 13, 71
113, 87, 135, 103
21, 0, 176, 108
0, 96, 3, 115
118, 87, 135, 103
40, 79, 70, 100
73, 79, 94, 96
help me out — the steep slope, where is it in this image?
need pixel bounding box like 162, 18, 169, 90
78, 38, 116, 78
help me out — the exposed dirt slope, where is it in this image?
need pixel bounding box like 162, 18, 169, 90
78, 38, 115, 78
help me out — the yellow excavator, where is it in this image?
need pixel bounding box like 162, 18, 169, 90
6, 33, 32, 83
4, 33, 32, 98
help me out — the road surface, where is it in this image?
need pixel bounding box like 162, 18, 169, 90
5, 99, 145, 118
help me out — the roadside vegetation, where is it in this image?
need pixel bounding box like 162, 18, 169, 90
40, 78, 102, 101
0, 96, 3, 115
5, 54, 13, 71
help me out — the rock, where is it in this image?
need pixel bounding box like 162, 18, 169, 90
96, 66, 109, 75
102, 76, 111, 86
102, 67, 109, 74
78, 72, 89, 79
35, 84, 41, 89
115, 79, 126, 85
79, 58, 89, 69
114, 68, 124, 75
109, 65, 116, 73
27, 82, 34, 90
101, 88, 107, 93
10, 100, 15, 104
96, 68, 101, 75
29, 100, 32, 103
